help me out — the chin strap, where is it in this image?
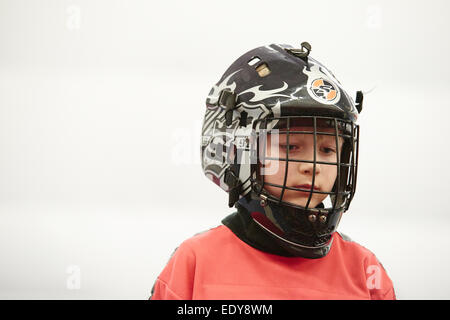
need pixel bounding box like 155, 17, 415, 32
236, 195, 333, 259
251, 215, 333, 259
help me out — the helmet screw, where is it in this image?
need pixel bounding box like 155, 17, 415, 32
319, 215, 327, 224
308, 214, 317, 223
260, 195, 268, 207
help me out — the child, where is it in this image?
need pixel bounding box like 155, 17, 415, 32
150, 42, 396, 300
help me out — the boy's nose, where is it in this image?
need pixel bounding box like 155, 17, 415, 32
297, 161, 320, 176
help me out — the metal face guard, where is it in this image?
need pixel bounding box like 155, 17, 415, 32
248, 116, 359, 251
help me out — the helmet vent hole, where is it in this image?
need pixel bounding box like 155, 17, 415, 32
255, 63, 271, 77
247, 56, 261, 66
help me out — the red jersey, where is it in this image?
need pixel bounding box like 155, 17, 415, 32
150, 225, 395, 300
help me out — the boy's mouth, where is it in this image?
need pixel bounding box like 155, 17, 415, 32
293, 184, 320, 191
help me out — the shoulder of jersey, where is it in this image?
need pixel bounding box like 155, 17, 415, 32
184, 225, 229, 245
336, 231, 379, 259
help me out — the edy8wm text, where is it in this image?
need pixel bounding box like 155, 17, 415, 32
177, 304, 273, 318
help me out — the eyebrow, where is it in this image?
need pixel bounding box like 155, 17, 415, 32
277, 132, 343, 142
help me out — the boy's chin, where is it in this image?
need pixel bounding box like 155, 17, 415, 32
265, 189, 325, 208
290, 200, 320, 208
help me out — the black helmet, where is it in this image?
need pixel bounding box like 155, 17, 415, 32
200, 42, 363, 258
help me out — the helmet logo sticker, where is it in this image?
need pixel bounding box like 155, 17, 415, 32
311, 79, 337, 102
303, 63, 341, 105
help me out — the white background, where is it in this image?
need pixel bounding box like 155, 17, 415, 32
0, 0, 449, 299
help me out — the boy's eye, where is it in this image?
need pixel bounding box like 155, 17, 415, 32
321, 147, 336, 154
280, 145, 299, 152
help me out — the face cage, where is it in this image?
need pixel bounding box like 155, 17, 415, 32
249, 116, 359, 213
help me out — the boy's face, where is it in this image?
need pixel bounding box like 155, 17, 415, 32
261, 126, 343, 208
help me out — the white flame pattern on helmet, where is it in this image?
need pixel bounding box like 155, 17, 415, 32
238, 82, 290, 102
202, 71, 289, 194
206, 69, 240, 109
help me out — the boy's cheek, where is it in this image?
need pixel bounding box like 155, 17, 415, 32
261, 160, 282, 176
